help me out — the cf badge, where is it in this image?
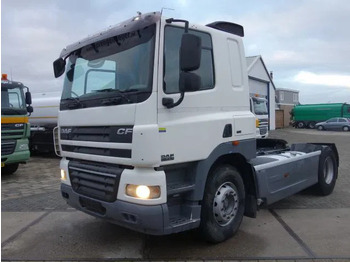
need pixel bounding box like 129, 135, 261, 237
117, 128, 133, 135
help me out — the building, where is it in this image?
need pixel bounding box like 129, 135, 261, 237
246, 55, 276, 130
275, 88, 300, 128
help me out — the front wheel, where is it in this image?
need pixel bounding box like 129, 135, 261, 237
2, 163, 19, 175
317, 125, 324, 131
315, 147, 337, 196
199, 165, 245, 243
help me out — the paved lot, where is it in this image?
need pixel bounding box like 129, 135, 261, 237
1, 128, 350, 261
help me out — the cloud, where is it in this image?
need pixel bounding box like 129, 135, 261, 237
294, 71, 350, 88
2, 0, 350, 104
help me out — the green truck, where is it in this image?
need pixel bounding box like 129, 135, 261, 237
1, 74, 33, 175
291, 103, 350, 129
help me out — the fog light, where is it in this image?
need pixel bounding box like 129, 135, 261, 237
126, 184, 160, 199
61, 169, 67, 181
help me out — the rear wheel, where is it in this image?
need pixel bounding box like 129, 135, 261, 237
297, 121, 305, 128
315, 147, 337, 196
308, 121, 316, 129
342, 126, 349, 131
2, 163, 19, 175
199, 165, 245, 243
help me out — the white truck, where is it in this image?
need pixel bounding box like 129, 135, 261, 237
29, 92, 60, 152
250, 95, 269, 138
53, 12, 339, 243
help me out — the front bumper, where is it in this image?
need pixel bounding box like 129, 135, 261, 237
61, 184, 168, 235
1, 138, 30, 165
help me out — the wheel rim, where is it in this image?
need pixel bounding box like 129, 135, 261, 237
298, 122, 304, 128
323, 156, 334, 184
344, 126, 349, 131
318, 126, 323, 130
213, 182, 239, 226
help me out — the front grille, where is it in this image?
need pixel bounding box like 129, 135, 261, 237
60, 126, 133, 143
62, 145, 131, 158
1, 140, 16, 155
1, 123, 25, 131
68, 160, 123, 202
2, 132, 24, 137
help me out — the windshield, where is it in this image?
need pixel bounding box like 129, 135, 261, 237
1, 85, 27, 115
61, 24, 156, 110
253, 99, 268, 115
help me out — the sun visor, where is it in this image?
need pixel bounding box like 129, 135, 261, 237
60, 12, 161, 58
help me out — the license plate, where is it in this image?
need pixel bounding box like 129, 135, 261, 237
1, 163, 5, 167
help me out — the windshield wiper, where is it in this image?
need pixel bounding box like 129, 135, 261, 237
94, 88, 132, 104
62, 97, 83, 109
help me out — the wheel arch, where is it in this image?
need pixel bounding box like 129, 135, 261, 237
191, 140, 258, 218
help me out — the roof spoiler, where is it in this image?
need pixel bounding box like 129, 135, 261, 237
206, 21, 244, 37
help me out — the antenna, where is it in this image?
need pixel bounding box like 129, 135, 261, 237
161, 7, 175, 15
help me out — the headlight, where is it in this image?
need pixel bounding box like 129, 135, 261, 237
61, 169, 67, 181
18, 143, 29, 150
126, 184, 160, 199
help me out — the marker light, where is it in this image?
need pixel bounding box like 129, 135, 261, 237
61, 169, 67, 181
126, 184, 161, 199
256, 118, 260, 128
2, 74, 8, 80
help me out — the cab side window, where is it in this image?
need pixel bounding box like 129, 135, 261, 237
163, 26, 214, 94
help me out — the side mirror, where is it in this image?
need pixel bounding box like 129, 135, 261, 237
25, 92, 32, 105
180, 34, 202, 71
53, 58, 66, 78
179, 72, 201, 92
27, 105, 33, 113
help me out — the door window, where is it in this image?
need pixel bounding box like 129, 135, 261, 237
163, 26, 214, 94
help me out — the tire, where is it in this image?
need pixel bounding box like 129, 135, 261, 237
317, 125, 324, 131
308, 121, 316, 129
2, 163, 19, 175
315, 147, 337, 196
297, 122, 305, 128
199, 165, 245, 243
343, 126, 349, 131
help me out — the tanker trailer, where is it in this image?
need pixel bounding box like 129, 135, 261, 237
29, 92, 60, 152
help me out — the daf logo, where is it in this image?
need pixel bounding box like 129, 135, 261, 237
61, 128, 72, 134
117, 128, 133, 135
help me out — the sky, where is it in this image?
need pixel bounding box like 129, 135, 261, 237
1, 0, 350, 104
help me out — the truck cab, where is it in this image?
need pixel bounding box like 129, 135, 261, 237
54, 12, 338, 243
250, 95, 269, 138
1, 74, 33, 175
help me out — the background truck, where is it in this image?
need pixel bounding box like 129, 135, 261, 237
250, 95, 269, 138
29, 92, 60, 153
291, 103, 350, 129
53, 12, 339, 243
1, 74, 33, 175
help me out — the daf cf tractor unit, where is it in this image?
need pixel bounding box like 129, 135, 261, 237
53, 12, 339, 243
1, 74, 33, 175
